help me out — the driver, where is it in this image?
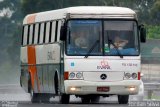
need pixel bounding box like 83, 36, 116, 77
111, 36, 128, 49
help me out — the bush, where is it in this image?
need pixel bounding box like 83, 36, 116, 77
147, 25, 160, 39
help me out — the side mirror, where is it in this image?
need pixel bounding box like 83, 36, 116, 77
60, 25, 67, 41
139, 25, 146, 43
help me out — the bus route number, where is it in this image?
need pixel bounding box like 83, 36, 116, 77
47, 51, 55, 61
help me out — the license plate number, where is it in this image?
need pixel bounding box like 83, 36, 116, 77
97, 87, 110, 92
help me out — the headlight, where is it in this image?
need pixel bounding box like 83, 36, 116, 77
125, 73, 131, 79
68, 72, 83, 80
69, 72, 75, 79
76, 72, 83, 79
132, 73, 137, 79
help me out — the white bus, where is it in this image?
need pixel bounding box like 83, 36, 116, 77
20, 6, 146, 104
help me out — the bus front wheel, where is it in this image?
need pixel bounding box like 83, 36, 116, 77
118, 95, 129, 104
81, 97, 90, 104
90, 96, 100, 103
60, 94, 70, 104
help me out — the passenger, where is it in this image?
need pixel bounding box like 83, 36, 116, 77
67, 30, 88, 54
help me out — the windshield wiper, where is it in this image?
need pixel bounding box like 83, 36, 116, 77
84, 40, 99, 58
108, 39, 123, 58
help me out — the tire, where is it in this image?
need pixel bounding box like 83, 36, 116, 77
20, 76, 22, 87
30, 88, 40, 103
81, 96, 90, 104
54, 73, 59, 95
90, 96, 100, 103
118, 95, 129, 104
28, 78, 43, 103
30, 91, 50, 103
39, 94, 51, 103
60, 94, 70, 104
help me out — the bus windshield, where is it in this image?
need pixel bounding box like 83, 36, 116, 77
66, 20, 139, 56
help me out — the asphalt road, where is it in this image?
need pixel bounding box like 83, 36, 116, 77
0, 84, 159, 107
17, 103, 128, 107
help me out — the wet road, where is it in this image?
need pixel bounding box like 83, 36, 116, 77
0, 84, 159, 107
17, 103, 128, 107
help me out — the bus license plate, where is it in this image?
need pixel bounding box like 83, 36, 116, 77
97, 87, 110, 92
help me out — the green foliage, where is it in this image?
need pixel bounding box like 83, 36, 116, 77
150, 0, 160, 25
0, 0, 160, 66
21, 0, 64, 15
147, 25, 160, 39
20, 0, 157, 25
0, 0, 22, 65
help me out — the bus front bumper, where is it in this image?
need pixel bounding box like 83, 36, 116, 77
64, 80, 141, 95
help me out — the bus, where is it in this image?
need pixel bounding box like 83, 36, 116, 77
20, 6, 146, 104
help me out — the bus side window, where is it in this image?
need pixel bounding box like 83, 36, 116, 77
49, 22, 52, 43
21, 26, 24, 45
32, 24, 35, 44
39, 23, 45, 44
43, 23, 47, 43
29, 24, 33, 45
38, 23, 41, 44
51, 21, 56, 43
57, 21, 62, 42
34, 23, 39, 44
45, 22, 50, 43
23, 25, 28, 46
55, 21, 58, 42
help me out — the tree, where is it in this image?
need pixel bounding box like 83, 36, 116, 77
21, 0, 115, 16
21, 0, 62, 16
0, 0, 22, 64
150, 0, 160, 25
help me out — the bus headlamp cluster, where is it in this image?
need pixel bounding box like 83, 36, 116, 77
124, 73, 131, 79
124, 72, 137, 79
132, 73, 137, 79
76, 72, 83, 78
69, 72, 83, 79
69, 72, 75, 78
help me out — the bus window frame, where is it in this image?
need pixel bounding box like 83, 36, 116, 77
22, 25, 29, 46
29, 24, 33, 45
45, 22, 51, 43
65, 18, 140, 57
39, 23, 45, 44
34, 23, 39, 44
21, 19, 64, 47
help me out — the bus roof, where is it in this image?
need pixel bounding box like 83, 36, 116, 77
23, 6, 136, 25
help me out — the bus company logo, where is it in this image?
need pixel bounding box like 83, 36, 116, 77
97, 59, 111, 70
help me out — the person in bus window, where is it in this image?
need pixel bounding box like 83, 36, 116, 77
112, 36, 128, 50
110, 36, 138, 55
67, 30, 88, 54
74, 31, 88, 49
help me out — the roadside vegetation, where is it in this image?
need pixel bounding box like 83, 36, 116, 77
0, 0, 160, 83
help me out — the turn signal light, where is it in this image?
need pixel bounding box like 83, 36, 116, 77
64, 72, 69, 80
